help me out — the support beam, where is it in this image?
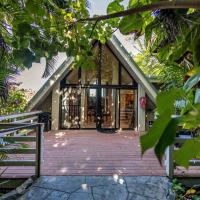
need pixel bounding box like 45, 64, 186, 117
1, 136, 36, 142
51, 82, 60, 130
0, 148, 36, 154
165, 145, 174, 179
0, 160, 36, 166
137, 84, 146, 131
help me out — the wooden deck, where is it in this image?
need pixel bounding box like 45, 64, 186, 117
1, 130, 200, 178
41, 130, 165, 176
0, 130, 167, 178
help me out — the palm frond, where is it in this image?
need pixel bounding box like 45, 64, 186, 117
0, 64, 20, 101
42, 56, 57, 78
0, 80, 8, 101
85, 0, 91, 9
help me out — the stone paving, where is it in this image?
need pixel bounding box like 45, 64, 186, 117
18, 176, 175, 200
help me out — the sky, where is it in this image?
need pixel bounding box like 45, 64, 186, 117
16, 0, 138, 91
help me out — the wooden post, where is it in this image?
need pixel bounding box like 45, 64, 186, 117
35, 124, 43, 178
51, 82, 60, 130
165, 145, 174, 179
137, 84, 146, 131
13, 118, 17, 136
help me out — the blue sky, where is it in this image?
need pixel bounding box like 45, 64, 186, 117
17, 0, 135, 91
90, 0, 128, 16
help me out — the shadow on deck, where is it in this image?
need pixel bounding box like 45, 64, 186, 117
1, 130, 166, 178
2, 130, 200, 178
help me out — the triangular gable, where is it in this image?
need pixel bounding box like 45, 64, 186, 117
27, 35, 157, 110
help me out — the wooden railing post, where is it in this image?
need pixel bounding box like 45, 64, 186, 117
35, 123, 43, 178
13, 118, 17, 136
165, 145, 174, 179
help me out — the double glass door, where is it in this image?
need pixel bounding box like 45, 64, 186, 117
61, 87, 136, 130
80, 88, 118, 129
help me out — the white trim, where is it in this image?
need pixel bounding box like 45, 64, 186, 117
27, 58, 73, 110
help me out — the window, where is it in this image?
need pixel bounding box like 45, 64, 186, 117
65, 69, 79, 84
121, 66, 133, 85
101, 45, 119, 85
81, 44, 98, 85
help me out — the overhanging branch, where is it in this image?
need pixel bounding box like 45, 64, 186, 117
78, 0, 200, 22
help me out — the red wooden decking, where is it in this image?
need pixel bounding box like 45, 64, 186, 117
0, 130, 166, 178
41, 130, 164, 176
1, 130, 200, 178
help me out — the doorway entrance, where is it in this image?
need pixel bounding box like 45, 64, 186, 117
60, 87, 137, 130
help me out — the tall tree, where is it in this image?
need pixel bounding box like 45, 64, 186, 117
0, 0, 115, 98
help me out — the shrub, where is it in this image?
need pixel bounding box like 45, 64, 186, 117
0, 88, 27, 115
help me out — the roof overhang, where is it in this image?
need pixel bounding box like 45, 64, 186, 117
27, 58, 73, 110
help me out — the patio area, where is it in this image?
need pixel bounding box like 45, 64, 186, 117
41, 130, 165, 176
0, 130, 165, 178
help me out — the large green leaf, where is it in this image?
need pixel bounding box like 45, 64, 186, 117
119, 14, 143, 35
140, 114, 172, 154
180, 103, 200, 129
17, 22, 32, 37
141, 88, 186, 156
145, 20, 157, 46
174, 136, 200, 168
128, 0, 156, 8
128, 0, 140, 8
13, 49, 35, 68
26, 0, 45, 16
156, 88, 185, 116
168, 42, 189, 62
107, 0, 124, 14
154, 117, 179, 163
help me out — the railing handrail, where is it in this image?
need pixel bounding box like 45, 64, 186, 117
165, 135, 200, 178
0, 122, 43, 178
0, 111, 42, 121
0, 123, 41, 134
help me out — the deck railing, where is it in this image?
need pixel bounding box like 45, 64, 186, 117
165, 136, 200, 178
0, 111, 43, 178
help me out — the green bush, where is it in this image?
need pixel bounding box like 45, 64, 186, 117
0, 88, 27, 115
173, 179, 200, 200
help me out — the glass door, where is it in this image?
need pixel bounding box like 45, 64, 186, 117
119, 89, 136, 129
61, 88, 81, 129
100, 88, 119, 129
81, 88, 97, 128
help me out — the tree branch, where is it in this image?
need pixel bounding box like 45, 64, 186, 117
78, 0, 200, 22
89, 20, 99, 38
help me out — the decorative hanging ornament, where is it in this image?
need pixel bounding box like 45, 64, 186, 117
139, 97, 147, 109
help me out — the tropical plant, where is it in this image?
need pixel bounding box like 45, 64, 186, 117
133, 39, 185, 90
172, 179, 200, 199
95, 0, 200, 167
0, 0, 115, 98
0, 87, 27, 115
140, 84, 200, 167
